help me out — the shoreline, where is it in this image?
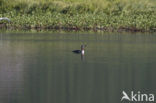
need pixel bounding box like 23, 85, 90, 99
1, 11, 156, 33
1, 23, 156, 32
1, 0, 156, 33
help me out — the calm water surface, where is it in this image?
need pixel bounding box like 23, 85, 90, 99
0, 32, 156, 103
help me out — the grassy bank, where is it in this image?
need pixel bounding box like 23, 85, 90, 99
1, 0, 156, 31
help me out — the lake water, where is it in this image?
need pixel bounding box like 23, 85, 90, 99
0, 32, 156, 103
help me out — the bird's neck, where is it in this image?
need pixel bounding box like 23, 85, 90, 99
81, 50, 84, 54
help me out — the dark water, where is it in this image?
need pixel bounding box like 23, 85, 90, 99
0, 32, 156, 103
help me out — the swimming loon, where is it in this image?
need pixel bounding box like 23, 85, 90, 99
72, 45, 85, 54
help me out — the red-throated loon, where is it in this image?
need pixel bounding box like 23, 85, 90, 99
72, 45, 85, 54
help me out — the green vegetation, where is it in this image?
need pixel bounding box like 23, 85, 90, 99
1, 0, 156, 31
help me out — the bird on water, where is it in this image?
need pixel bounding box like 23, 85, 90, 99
72, 45, 85, 54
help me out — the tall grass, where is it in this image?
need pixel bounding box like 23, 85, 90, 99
1, 0, 156, 31
1, 0, 156, 14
